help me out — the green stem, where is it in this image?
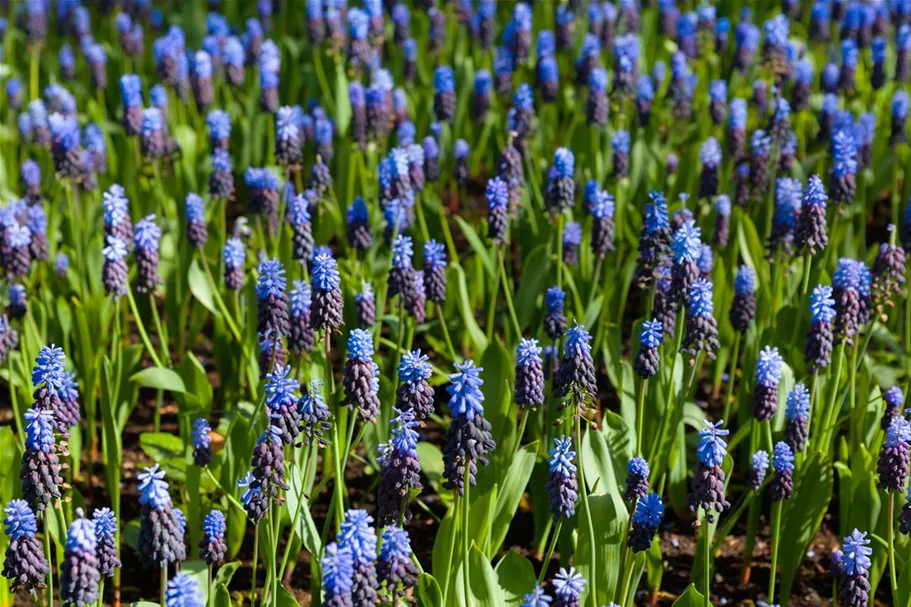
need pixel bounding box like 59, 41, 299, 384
160, 566, 167, 607
722, 332, 742, 424
703, 516, 711, 607
763, 419, 775, 456
251, 524, 259, 607
768, 500, 783, 605
462, 465, 471, 605
537, 520, 562, 585
44, 511, 53, 607
819, 341, 848, 449
635, 377, 646, 456
499, 251, 522, 340
486, 246, 502, 341
889, 492, 899, 601
575, 417, 598, 607
441, 498, 459, 606
148, 293, 170, 366
513, 408, 530, 460
279, 451, 312, 579
126, 286, 165, 368
203, 467, 247, 512
618, 553, 635, 607
436, 304, 459, 362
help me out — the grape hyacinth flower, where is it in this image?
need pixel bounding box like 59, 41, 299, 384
311, 252, 343, 333
198, 510, 226, 567
265, 364, 301, 445
137, 465, 186, 569
486, 176, 509, 242
730, 265, 756, 333
349, 83, 367, 148
20, 408, 63, 511
634, 320, 662, 379
32, 344, 78, 432
134, 215, 162, 294
60, 510, 100, 607
102, 237, 129, 298
689, 420, 731, 523
140, 109, 165, 161
796, 175, 829, 254
396, 350, 434, 421
892, 91, 909, 145
288, 193, 314, 263
749, 130, 772, 199
342, 330, 380, 422
9, 284, 27, 321
586, 189, 615, 258
354, 284, 375, 328
245, 168, 280, 232
322, 543, 354, 606
165, 573, 203, 607
636, 191, 670, 287
389, 234, 415, 302
21, 159, 41, 202
770, 442, 795, 501
806, 285, 836, 371
120, 74, 143, 136
785, 384, 810, 453
870, 228, 907, 321
191, 418, 212, 466
256, 258, 289, 345
552, 567, 586, 607
546, 436, 578, 521
423, 137, 440, 183
289, 281, 315, 354
834, 259, 864, 344
338, 510, 379, 606
752, 346, 783, 422
190, 51, 213, 113
748, 450, 770, 491
310, 155, 332, 198
442, 361, 496, 496
346, 196, 371, 251
901, 485, 911, 535
838, 530, 872, 607
299, 381, 332, 448
555, 323, 597, 411
433, 66, 455, 123
25, 204, 47, 263
612, 131, 630, 180
250, 425, 290, 506
377, 408, 422, 525
511, 84, 536, 146
206, 110, 231, 151
587, 68, 608, 127
546, 148, 575, 213
209, 149, 234, 200
882, 387, 905, 431
6, 224, 31, 278
423, 240, 447, 304
92, 509, 119, 578
2, 499, 49, 593
878, 416, 911, 492
831, 130, 858, 205
275, 106, 302, 168
698, 137, 721, 199
454, 139, 470, 187
636, 76, 654, 126
520, 582, 551, 607
86, 44, 107, 90
377, 525, 419, 599
625, 456, 650, 502
709, 80, 727, 125
515, 339, 545, 409
562, 222, 581, 266
792, 58, 813, 110
6, 79, 21, 111
49, 113, 83, 179
185, 194, 207, 249
222, 237, 245, 291
0, 315, 18, 365
735, 162, 750, 206
670, 222, 702, 305
628, 493, 664, 553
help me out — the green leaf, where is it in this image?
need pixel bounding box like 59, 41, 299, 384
453, 264, 489, 352
188, 260, 219, 317
130, 367, 187, 393
286, 461, 323, 556
275, 583, 301, 607
575, 493, 626, 605
431, 508, 456, 595
670, 583, 704, 606
417, 442, 449, 503
333, 60, 352, 136
212, 562, 240, 588
469, 544, 503, 607
494, 550, 536, 605
416, 573, 443, 607
213, 584, 230, 607
487, 443, 537, 557
179, 560, 209, 606
514, 244, 550, 331
779, 451, 834, 604
454, 216, 496, 278
139, 432, 184, 463
128, 602, 161, 607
